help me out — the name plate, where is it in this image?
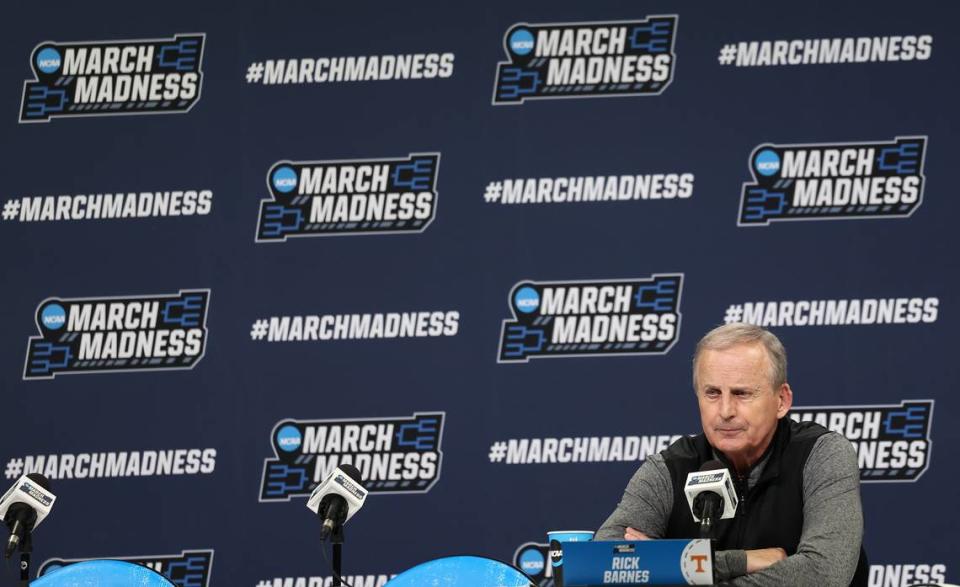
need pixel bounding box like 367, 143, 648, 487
553, 539, 713, 586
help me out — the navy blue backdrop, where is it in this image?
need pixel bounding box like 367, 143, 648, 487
1, 2, 956, 586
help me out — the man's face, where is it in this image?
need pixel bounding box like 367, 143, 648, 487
695, 343, 792, 468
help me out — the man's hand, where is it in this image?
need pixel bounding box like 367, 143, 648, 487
745, 547, 786, 573
624, 527, 650, 540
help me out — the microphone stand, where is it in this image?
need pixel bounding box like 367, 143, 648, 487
319, 516, 346, 587
18, 531, 31, 587
331, 525, 344, 587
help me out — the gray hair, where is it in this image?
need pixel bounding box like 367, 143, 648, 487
692, 323, 787, 390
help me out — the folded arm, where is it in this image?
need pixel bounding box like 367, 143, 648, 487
721, 433, 864, 586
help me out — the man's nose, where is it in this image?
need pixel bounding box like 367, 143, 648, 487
719, 392, 736, 419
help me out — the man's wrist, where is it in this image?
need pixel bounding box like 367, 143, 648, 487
715, 549, 747, 580
745, 547, 787, 574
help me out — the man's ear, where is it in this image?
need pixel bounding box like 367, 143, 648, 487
776, 383, 793, 419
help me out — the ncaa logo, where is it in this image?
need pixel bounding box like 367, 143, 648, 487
513, 286, 540, 314
754, 149, 781, 177
518, 546, 544, 574
509, 29, 535, 56
35, 47, 62, 74
276, 424, 302, 452
271, 166, 298, 194
40, 304, 66, 330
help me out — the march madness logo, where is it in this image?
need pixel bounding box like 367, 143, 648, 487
20, 34, 204, 123
498, 274, 682, 363
24, 290, 210, 379
739, 136, 926, 225
256, 154, 440, 241
790, 400, 934, 482
493, 16, 677, 104
260, 412, 444, 501
38, 550, 214, 587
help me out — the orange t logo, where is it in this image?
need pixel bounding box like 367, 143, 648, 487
690, 554, 708, 573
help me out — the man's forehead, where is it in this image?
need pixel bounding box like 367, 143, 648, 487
696, 344, 772, 384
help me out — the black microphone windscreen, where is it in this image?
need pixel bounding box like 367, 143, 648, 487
339, 464, 363, 485
699, 460, 725, 472
25, 473, 51, 491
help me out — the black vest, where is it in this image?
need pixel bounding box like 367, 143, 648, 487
662, 418, 868, 586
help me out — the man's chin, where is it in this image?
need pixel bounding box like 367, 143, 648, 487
708, 436, 746, 454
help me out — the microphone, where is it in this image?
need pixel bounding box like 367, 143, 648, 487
683, 460, 738, 539
0, 474, 56, 558
306, 465, 367, 541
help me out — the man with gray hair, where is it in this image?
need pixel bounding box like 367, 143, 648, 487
596, 323, 867, 586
